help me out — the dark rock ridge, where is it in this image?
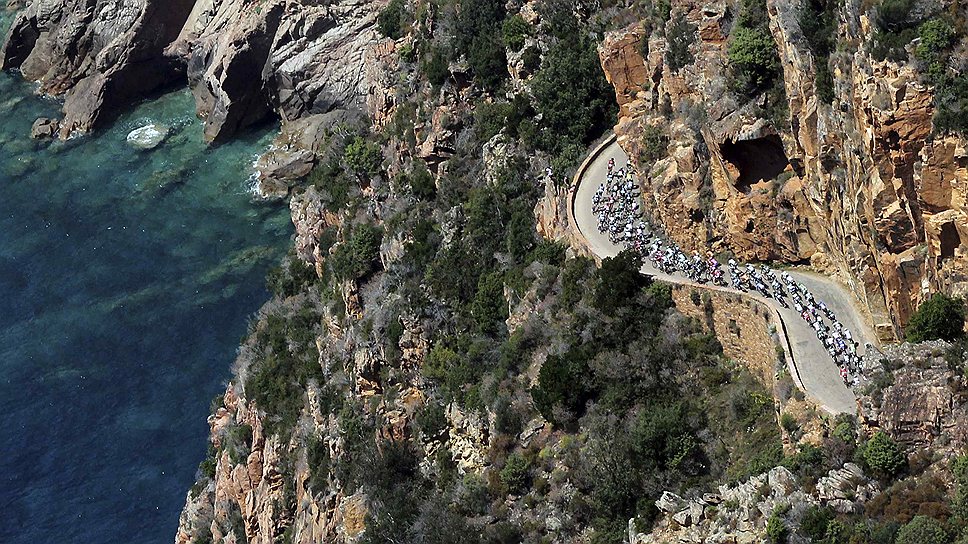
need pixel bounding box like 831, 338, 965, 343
1, 0, 386, 142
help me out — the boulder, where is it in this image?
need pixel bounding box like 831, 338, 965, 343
126, 124, 169, 150
656, 491, 686, 513
254, 110, 361, 199
30, 117, 59, 139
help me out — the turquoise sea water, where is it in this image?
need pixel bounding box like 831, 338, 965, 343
0, 73, 292, 541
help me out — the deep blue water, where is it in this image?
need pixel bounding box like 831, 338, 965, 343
0, 73, 292, 540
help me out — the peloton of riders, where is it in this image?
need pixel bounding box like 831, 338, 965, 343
593, 156, 863, 386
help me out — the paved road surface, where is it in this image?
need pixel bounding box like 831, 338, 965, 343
571, 140, 876, 415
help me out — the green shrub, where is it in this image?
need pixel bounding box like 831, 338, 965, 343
531, 349, 592, 428
246, 309, 325, 436
306, 436, 330, 493
267, 255, 318, 298
905, 293, 966, 343
409, 162, 436, 201
198, 445, 217, 480
728, 26, 779, 95
385, 316, 404, 363
799, 0, 837, 103
224, 423, 253, 464
422, 344, 460, 382
639, 125, 669, 165
779, 412, 798, 434
824, 520, 851, 542
529, 239, 565, 265
951, 455, 968, 519
895, 515, 949, 544
343, 136, 383, 178
521, 46, 541, 73
737, 0, 769, 28
915, 18, 956, 81
871, 27, 918, 62
404, 218, 438, 272
423, 47, 449, 87
766, 511, 788, 543
191, 527, 214, 544
399, 41, 417, 63
308, 159, 356, 211
531, 31, 616, 164
646, 281, 674, 309
877, 0, 915, 32
502, 14, 530, 51
505, 209, 536, 260
861, 431, 906, 479
471, 272, 508, 334
871, 0, 917, 62
631, 401, 697, 470
500, 453, 532, 495
330, 224, 383, 281
494, 396, 524, 436
934, 74, 968, 134
832, 414, 856, 444
798, 505, 834, 540
782, 443, 825, 482
416, 401, 448, 439
454, 0, 507, 91
595, 250, 647, 312
474, 100, 512, 142
665, 15, 696, 72
467, 32, 509, 91
378, 0, 406, 40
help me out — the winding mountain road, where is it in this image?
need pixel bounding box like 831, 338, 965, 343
571, 139, 879, 415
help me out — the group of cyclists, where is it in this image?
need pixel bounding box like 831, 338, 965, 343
592, 157, 863, 386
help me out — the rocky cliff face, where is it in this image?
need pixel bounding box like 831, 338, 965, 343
2, 0, 385, 144
857, 340, 968, 453
170, 0, 385, 143
1, 0, 196, 137
599, 0, 968, 339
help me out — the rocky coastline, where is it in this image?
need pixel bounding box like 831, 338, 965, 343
6, 1, 968, 543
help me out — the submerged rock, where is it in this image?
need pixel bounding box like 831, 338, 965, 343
30, 117, 59, 139
126, 124, 169, 150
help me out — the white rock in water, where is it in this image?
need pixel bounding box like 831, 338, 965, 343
126, 124, 169, 150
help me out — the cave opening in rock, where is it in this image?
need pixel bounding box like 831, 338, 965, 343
940, 222, 961, 259
720, 135, 790, 193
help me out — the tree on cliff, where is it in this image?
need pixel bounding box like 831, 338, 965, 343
454, 0, 507, 92
595, 250, 648, 312
378, 0, 407, 40
727, 26, 779, 94
530, 26, 616, 171
860, 431, 906, 480
905, 293, 966, 343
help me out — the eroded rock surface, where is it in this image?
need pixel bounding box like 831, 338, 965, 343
858, 340, 968, 452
